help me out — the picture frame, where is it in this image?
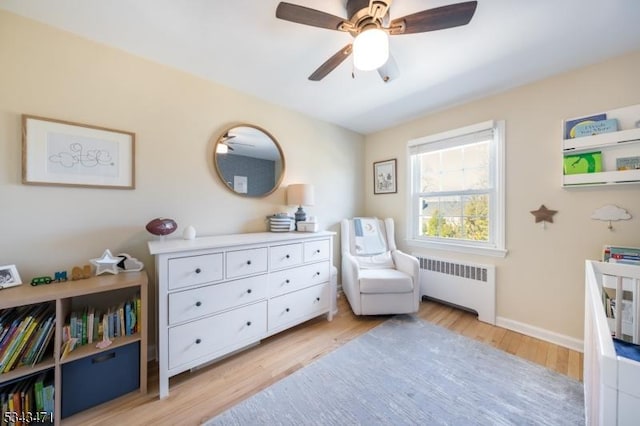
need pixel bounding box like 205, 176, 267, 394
0, 265, 22, 290
373, 158, 397, 194
22, 114, 135, 189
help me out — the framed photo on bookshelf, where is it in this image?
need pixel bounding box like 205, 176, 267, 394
0, 264, 22, 290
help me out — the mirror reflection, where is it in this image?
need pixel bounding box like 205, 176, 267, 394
213, 124, 285, 197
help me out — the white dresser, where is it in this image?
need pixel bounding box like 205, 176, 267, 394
148, 231, 336, 398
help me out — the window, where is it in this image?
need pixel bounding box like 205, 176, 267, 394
407, 120, 506, 257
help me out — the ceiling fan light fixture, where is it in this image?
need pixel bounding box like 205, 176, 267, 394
353, 28, 389, 71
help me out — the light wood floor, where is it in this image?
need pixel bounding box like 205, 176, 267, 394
64, 295, 583, 426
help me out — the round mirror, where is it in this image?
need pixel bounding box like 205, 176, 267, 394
213, 124, 285, 197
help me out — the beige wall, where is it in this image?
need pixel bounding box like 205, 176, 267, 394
365, 50, 640, 343
0, 11, 365, 346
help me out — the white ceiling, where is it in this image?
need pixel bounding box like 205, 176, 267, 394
2, 0, 640, 135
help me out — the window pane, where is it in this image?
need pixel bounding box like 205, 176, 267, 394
418, 141, 490, 194
419, 196, 465, 239
462, 194, 489, 241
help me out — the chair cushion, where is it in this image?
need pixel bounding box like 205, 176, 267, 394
359, 269, 414, 294
355, 251, 395, 269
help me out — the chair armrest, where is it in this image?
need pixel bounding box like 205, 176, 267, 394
342, 251, 359, 284
392, 250, 419, 278
341, 251, 362, 314
392, 250, 421, 311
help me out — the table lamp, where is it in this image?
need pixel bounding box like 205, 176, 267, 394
287, 184, 315, 229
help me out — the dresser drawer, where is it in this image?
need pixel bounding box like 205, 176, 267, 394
168, 301, 267, 370
226, 248, 268, 279
168, 275, 267, 325
268, 261, 330, 298
168, 253, 223, 290
268, 283, 330, 332
270, 243, 303, 271
303, 239, 330, 263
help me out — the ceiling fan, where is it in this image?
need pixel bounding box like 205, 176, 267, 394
275, 0, 478, 82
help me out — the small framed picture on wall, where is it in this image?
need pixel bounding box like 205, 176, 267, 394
373, 158, 397, 194
0, 265, 22, 290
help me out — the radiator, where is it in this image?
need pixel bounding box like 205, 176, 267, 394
414, 255, 496, 325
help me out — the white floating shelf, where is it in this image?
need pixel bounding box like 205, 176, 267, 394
563, 127, 640, 152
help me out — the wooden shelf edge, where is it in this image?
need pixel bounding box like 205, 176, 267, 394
0, 358, 55, 385
59, 334, 141, 365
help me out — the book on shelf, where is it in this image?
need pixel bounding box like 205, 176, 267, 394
616, 155, 640, 171
563, 151, 602, 175
573, 118, 618, 137
564, 113, 606, 139
61, 293, 141, 355
0, 304, 51, 373
602, 245, 640, 263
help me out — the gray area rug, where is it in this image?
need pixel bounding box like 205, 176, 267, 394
206, 316, 584, 425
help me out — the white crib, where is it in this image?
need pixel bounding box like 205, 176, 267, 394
584, 260, 640, 425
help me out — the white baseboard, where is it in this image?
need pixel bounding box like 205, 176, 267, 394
496, 316, 584, 353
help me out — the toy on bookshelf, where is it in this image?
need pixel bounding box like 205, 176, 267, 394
71, 265, 91, 280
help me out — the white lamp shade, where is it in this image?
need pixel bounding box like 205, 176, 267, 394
353, 28, 389, 71
287, 184, 315, 206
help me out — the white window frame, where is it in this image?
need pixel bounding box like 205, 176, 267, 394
406, 120, 507, 258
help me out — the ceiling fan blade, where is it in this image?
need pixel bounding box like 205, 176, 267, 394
276, 2, 346, 31
377, 53, 399, 83
390, 1, 477, 35
309, 44, 353, 81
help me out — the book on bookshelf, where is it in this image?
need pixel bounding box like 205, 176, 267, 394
564, 113, 606, 139
616, 156, 640, 171
563, 151, 602, 175
61, 293, 141, 355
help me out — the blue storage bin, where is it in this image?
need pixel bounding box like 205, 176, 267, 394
61, 342, 139, 418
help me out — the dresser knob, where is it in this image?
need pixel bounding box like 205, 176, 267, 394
316, 297, 321, 302
195, 301, 202, 307
285, 279, 290, 284
247, 289, 252, 294
195, 268, 201, 274
246, 260, 252, 265
195, 338, 201, 344
316, 249, 321, 254
285, 308, 290, 313
315, 272, 320, 276
246, 321, 252, 326
285, 254, 290, 259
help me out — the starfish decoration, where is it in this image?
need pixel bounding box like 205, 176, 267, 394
90, 249, 121, 275
530, 205, 558, 224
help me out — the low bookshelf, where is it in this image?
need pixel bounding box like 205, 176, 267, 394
0, 272, 147, 425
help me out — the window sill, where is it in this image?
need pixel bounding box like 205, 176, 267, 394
406, 239, 508, 258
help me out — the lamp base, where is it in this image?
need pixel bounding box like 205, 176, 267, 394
294, 206, 307, 230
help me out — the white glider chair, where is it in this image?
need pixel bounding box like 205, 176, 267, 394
341, 217, 420, 315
